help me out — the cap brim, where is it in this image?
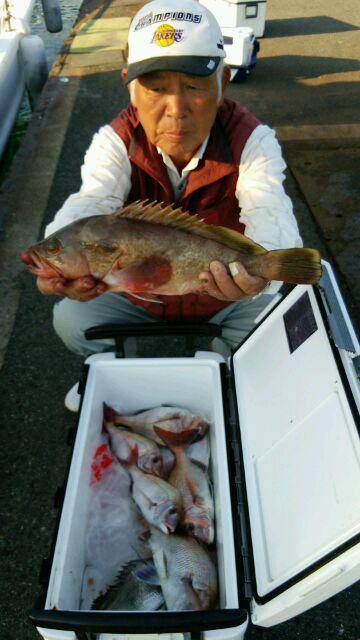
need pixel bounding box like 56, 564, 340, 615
124, 56, 221, 84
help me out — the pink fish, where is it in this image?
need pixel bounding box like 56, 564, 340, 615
154, 426, 214, 545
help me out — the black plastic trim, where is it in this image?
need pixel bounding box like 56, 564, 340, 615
230, 284, 360, 606
27, 608, 247, 633
85, 322, 223, 341
85, 322, 224, 358
219, 363, 247, 606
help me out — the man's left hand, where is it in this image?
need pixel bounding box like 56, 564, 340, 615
198, 260, 268, 301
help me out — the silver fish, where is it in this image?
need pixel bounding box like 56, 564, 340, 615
104, 403, 163, 477
147, 527, 217, 611
124, 454, 181, 534
92, 560, 164, 611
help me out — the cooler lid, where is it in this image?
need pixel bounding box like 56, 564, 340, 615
230, 263, 360, 624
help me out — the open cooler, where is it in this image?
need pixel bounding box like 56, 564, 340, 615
28, 261, 360, 640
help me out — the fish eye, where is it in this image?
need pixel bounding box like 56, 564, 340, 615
46, 238, 62, 255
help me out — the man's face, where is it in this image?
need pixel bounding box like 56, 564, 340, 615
125, 68, 229, 168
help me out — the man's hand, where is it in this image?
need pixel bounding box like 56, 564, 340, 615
198, 260, 268, 301
37, 276, 107, 301
21, 250, 107, 300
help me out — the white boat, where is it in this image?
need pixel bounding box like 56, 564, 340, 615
0, 0, 62, 159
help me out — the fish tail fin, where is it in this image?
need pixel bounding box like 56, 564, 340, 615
245, 248, 322, 284
154, 425, 201, 447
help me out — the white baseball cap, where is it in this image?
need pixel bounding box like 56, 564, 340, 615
124, 0, 226, 84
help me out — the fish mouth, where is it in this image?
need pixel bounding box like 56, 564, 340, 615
185, 515, 214, 544
156, 504, 179, 534
22, 250, 64, 278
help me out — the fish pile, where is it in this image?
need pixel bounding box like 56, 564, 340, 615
85, 403, 217, 612
22, 200, 322, 302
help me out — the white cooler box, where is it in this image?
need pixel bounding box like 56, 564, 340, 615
28, 261, 360, 640
200, 0, 267, 37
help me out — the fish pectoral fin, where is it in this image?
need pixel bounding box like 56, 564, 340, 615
132, 563, 161, 586
103, 256, 172, 292
153, 548, 168, 580
191, 577, 208, 592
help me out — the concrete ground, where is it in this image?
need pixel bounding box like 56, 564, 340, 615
0, 0, 359, 639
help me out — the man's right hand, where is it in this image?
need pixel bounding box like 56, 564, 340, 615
37, 276, 107, 301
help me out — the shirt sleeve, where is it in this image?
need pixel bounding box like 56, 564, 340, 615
44, 125, 132, 238
236, 124, 303, 295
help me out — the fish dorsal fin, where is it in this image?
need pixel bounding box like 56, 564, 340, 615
113, 201, 266, 256
91, 565, 131, 610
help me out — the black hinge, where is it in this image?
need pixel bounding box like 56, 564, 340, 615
221, 364, 253, 601
233, 458, 253, 600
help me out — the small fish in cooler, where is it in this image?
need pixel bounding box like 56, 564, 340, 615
83, 402, 218, 612
156, 426, 214, 544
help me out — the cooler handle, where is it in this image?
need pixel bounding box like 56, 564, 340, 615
85, 322, 223, 357
85, 322, 223, 340
27, 608, 246, 634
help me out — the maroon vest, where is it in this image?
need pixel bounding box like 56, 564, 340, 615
110, 98, 260, 321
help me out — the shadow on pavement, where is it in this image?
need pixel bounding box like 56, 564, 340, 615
254, 54, 359, 82
227, 54, 360, 125
266, 15, 359, 38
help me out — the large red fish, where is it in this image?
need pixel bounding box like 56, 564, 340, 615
22, 201, 322, 296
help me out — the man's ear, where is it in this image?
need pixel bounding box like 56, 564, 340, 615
121, 68, 128, 84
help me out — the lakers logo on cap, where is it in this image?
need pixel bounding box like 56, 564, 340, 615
152, 23, 184, 47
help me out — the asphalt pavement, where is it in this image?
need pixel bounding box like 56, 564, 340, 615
0, 0, 359, 639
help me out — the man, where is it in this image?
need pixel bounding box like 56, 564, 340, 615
24, 0, 302, 409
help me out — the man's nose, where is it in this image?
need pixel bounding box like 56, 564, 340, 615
165, 92, 188, 118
